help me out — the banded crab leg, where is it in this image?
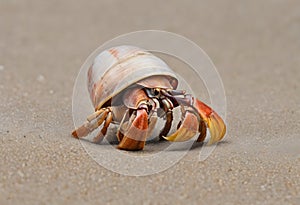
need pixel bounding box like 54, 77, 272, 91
116, 109, 130, 142
93, 112, 113, 143
162, 90, 226, 145
71, 107, 113, 143
159, 98, 174, 140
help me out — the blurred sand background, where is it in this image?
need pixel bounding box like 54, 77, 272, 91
0, 0, 299, 204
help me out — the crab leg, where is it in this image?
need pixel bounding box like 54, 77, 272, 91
116, 109, 130, 142
71, 108, 110, 138
159, 111, 173, 140
87, 109, 105, 122
159, 98, 174, 140
147, 112, 158, 137
93, 112, 113, 143
197, 120, 207, 142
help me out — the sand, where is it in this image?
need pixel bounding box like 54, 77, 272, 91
0, 0, 299, 204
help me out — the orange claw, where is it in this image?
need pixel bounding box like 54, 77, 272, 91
163, 111, 199, 142
193, 98, 226, 145
117, 109, 149, 151
163, 97, 226, 145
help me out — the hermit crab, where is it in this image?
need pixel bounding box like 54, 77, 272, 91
72, 45, 226, 151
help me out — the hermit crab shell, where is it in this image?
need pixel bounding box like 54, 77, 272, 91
88, 45, 179, 110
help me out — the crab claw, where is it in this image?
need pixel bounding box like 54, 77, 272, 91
193, 98, 226, 145
162, 95, 226, 145
117, 109, 149, 151
163, 111, 199, 142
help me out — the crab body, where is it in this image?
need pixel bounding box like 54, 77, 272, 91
72, 46, 226, 151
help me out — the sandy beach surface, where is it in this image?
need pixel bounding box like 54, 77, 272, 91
0, 0, 299, 204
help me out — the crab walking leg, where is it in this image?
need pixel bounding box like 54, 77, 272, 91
117, 110, 136, 142
117, 108, 149, 151
71, 108, 110, 138
87, 109, 105, 122
116, 109, 130, 142
159, 98, 174, 140
159, 111, 173, 139
147, 112, 158, 137
93, 112, 113, 143
197, 120, 207, 142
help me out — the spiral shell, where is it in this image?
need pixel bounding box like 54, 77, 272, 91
88, 45, 178, 110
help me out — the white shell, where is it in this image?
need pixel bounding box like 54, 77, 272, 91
88, 45, 178, 109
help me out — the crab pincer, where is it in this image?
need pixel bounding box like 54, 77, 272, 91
163, 97, 226, 145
